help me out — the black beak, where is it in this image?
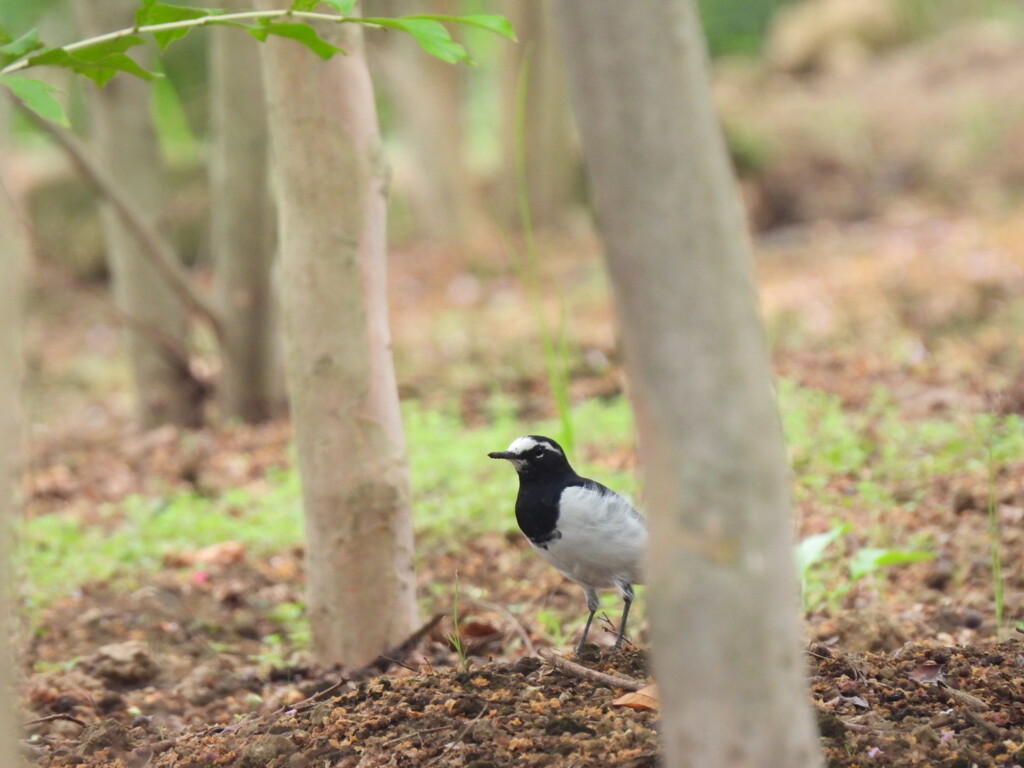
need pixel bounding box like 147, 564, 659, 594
488, 451, 514, 460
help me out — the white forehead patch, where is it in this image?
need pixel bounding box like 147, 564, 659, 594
507, 436, 563, 457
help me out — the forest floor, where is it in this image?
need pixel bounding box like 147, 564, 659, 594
16, 206, 1024, 767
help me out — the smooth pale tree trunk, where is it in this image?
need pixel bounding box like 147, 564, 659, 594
366, 0, 483, 244
76, 0, 202, 429
209, 0, 280, 423
554, 3, 823, 767
0, 119, 27, 768
258, 10, 418, 666
500, 1, 578, 231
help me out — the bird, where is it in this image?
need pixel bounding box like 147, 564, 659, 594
488, 435, 646, 655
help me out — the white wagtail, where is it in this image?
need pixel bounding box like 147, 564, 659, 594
488, 435, 646, 655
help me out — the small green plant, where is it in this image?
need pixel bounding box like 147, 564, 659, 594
510, 49, 574, 453
446, 575, 470, 673
251, 633, 291, 674
848, 547, 934, 581
268, 601, 311, 648
984, 416, 1005, 636
796, 523, 933, 613
534, 607, 573, 647
796, 523, 850, 611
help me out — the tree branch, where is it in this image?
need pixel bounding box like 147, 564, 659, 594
107, 297, 196, 373
0, 9, 353, 76
537, 648, 646, 691
18, 104, 225, 343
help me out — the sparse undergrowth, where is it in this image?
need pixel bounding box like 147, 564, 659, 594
16, 186, 1024, 767
17, 379, 1024, 652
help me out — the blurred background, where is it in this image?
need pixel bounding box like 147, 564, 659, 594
6, 0, 1024, 695
6, 0, 1024, 424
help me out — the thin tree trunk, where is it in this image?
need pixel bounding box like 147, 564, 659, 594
554, 3, 823, 767
75, 0, 202, 430
258, 9, 418, 666
209, 0, 280, 423
0, 115, 27, 768
499, 1, 577, 231
367, 0, 482, 244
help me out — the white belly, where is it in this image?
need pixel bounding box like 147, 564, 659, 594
532, 485, 646, 589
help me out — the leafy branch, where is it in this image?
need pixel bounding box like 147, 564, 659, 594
0, 1, 515, 124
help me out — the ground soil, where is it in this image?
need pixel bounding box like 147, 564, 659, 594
15, 201, 1024, 766
18, 546, 1024, 768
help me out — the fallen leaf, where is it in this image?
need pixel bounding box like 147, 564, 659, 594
461, 620, 502, 638
193, 541, 247, 566
909, 662, 945, 684
611, 684, 659, 711
842, 694, 870, 709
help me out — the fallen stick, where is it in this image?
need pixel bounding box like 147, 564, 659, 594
537, 648, 646, 691
356, 612, 446, 678
22, 713, 86, 728
425, 705, 489, 766
283, 680, 346, 715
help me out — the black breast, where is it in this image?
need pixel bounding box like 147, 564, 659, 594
514, 480, 564, 547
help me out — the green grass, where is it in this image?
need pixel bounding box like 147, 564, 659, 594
19, 467, 304, 610
16, 396, 636, 609
17, 383, 1023, 615
779, 381, 1024, 501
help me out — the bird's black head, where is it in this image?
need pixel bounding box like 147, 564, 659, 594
488, 435, 575, 479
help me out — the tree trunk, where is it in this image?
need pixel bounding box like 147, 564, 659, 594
0, 117, 27, 768
499, 1, 578, 231
209, 0, 280, 424
553, 3, 823, 767
258, 9, 419, 666
76, 0, 202, 429
366, 0, 483, 244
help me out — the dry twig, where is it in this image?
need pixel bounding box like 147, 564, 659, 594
537, 648, 645, 691
425, 705, 489, 766
356, 612, 446, 678
963, 707, 1004, 738
22, 713, 87, 728
282, 680, 346, 715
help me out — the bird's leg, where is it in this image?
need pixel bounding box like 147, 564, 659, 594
613, 583, 635, 650
575, 588, 600, 656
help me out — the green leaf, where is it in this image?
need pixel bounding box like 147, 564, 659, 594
849, 548, 933, 581
0, 74, 68, 125
360, 17, 469, 64
794, 523, 849, 575
148, 58, 200, 163
135, 0, 161, 26
405, 14, 516, 42
322, 0, 357, 14
28, 37, 156, 87
137, 4, 215, 50
248, 22, 345, 60
289, 0, 321, 11
0, 28, 44, 68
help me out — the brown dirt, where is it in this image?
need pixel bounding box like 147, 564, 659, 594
16, 200, 1024, 766
19, 552, 1024, 768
